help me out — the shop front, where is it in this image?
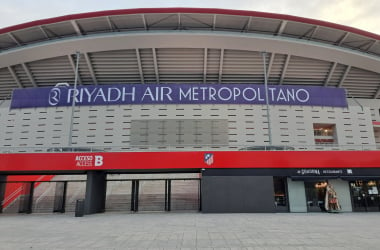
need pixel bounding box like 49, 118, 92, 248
289, 167, 380, 213
349, 180, 380, 212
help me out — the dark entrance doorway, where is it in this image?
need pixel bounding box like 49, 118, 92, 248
273, 177, 289, 212
105, 177, 201, 213
350, 180, 380, 212
304, 181, 327, 212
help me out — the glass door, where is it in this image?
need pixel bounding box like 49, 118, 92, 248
350, 180, 380, 212
304, 181, 327, 212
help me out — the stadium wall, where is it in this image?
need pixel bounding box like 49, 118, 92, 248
0, 100, 376, 150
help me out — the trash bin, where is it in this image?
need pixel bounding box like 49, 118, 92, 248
75, 199, 85, 217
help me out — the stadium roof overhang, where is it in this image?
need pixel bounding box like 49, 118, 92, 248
0, 8, 379, 100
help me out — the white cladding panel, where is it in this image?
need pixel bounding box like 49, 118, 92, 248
0, 100, 377, 151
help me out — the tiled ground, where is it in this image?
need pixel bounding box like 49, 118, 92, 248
0, 212, 379, 249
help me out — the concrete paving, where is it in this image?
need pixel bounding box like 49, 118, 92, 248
0, 212, 379, 250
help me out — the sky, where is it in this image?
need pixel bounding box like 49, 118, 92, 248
1, 0, 380, 35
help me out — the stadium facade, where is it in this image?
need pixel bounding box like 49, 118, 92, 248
1, 8, 380, 214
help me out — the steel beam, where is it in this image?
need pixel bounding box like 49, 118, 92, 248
299, 26, 319, 40
337, 32, 349, 46
373, 81, 380, 99
203, 48, 208, 83
338, 65, 351, 88
67, 54, 82, 84
277, 21, 287, 36
141, 14, 148, 30
84, 53, 98, 84
279, 54, 290, 85
7, 66, 23, 88
135, 49, 144, 84
307, 26, 319, 40
266, 53, 275, 79
244, 17, 252, 32
148, 14, 175, 28
218, 49, 224, 83
324, 62, 337, 86
152, 48, 160, 83
39, 26, 50, 39
182, 14, 212, 28
106, 16, 117, 31
177, 13, 181, 30
364, 40, 377, 52
71, 20, 83, 36
41, 26, 59, 38
8, 33, 21, 46
373, 84, 380, 99
21, 63, 37, 87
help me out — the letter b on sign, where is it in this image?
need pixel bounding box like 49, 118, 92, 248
94, 156, 103, 166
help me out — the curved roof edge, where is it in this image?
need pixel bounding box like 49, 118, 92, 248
0, 7, 379, 40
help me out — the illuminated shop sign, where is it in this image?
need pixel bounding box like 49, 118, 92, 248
295, 168, 354, 176
10, 84, 347, 109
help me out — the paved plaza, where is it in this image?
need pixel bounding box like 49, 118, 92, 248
0, 212, 379, 249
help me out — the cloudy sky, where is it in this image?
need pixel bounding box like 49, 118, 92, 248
1, 0, 380, 34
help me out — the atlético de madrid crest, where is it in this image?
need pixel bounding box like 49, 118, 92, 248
204, 153, 214, 166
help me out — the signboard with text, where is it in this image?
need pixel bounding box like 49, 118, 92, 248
10, 84, 347, 109
1, 151, 380, 174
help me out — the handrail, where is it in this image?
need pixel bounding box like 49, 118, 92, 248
0, 144, 379, 153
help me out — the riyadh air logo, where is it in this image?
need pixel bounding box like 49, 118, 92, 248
204, 153, 214, 166
75, 155, 103, 167
49, 87, 61, 106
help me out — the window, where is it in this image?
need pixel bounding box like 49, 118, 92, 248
313, 123, 336, 145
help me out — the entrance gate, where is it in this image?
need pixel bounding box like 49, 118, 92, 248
105, 178, 201, 212
1, 177, 201, 214
1, 180, 86, 214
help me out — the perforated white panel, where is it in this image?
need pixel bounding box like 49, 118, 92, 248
0, 100, 377, 152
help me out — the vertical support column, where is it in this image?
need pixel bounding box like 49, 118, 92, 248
84, 171, 106, 215
164, 180, 168, 211
135, 180, 139, 211
262, 51, 272, 145
131, 180, 139, 212
287, 178, 307, 212
68, 51, 81, 147
0, 175, 7, 213
198, 179, 202, 212
53, 181, 67, 213
165, 180, 171, 211
19, 182, 34, 214
131, 180, 135, 211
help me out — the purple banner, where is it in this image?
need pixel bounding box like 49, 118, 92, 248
10, 84, 347, 109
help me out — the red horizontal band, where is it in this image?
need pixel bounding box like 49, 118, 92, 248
1, 150, 380, 172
